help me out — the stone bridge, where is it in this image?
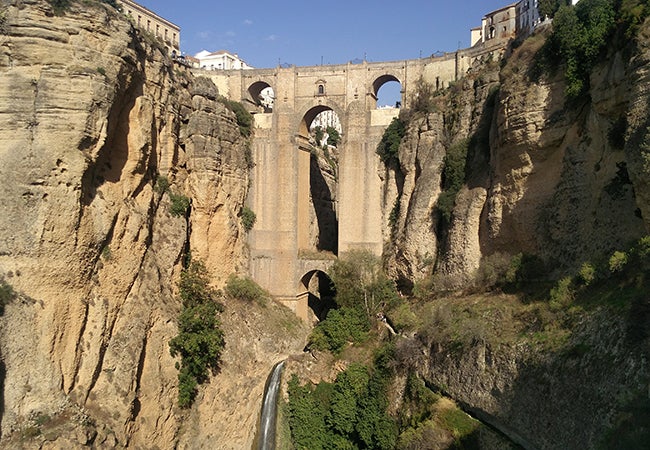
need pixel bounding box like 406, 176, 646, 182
195, 42, 504, 321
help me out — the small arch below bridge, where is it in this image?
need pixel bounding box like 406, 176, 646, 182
300, 270, 336, 324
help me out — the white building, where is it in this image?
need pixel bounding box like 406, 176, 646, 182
517, 0, 541, 36
194, 50, 253, 70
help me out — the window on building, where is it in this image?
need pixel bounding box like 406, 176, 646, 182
165, 29, 168, 40
318, 84, 324, 95
138, 15, 141, 26
147, 20, 150, 31
156, 24, 160, 36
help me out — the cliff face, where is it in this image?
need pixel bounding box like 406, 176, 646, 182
0, 1, 307, 448
387, 27, 648, 289
385, 22, 650, 450
417, 304, 649, 450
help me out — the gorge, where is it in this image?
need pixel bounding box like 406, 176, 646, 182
0, 0, 648, 449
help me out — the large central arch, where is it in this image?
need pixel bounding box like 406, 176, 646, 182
296, 103, 345, 256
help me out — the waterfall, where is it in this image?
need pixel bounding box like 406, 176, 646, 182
257, 360, 285, 450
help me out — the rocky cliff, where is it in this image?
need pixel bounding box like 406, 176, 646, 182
0, 1, 308, 448
386, 26, 648, 289
383, 19, 650, 450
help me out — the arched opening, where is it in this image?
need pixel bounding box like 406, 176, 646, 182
373, 75, 402, 109
300, 270, 336, 322
297, 106, 341, 255
247, 81, 275, 112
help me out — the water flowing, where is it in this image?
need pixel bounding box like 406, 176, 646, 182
257, 360, 285, 450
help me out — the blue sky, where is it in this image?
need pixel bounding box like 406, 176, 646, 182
136, 1, 513, 68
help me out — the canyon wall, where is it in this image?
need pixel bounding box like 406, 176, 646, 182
386, 26, 648, 289
0, 1, 309, 448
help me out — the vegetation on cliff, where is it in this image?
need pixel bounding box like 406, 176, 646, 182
536, 0, 650, 99
169, 261, 225, 408
308, 251, 399, 354
287, 347, 398, 450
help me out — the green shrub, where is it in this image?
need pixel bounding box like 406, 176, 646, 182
326, 126, 341, 147
377, 117, 406, 164
578, 262, 596, 286
224, 274, 266, 303
309, 307, 370, 354
473, 252, 523, 290
388, 199, 400, 229
96, 67, 106, 76
313, 126, 324, 145
409, 77, 438, 115
287, 359, 397, 449
168, 261, 225, 408
240, 206, 256, 231
539, 0, 617, 100
169, 193, 190, 217
549, 276, 575, 310
386, 302, 418, 332
329, 250, 399, 319
538, 0, 569, 19
609, 250, 628, 273
437, 139, 469, 223
635, 235, 650, 260
0, 279, 14, 316
154, 175, 170, 194
49, 0, 70, 14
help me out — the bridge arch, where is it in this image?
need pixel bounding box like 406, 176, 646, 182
297, 102, 346, 139
246, 80, 275, 112
295, 103, 342, 255
299, 269, 336, 322
372, 74, 402, 109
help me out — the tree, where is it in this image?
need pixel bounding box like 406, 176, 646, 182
326, 126, 341, 147
538, 0, 571, 19
329, 250, 398, 319
376, 117, 406, 164
169, 261, 225, 407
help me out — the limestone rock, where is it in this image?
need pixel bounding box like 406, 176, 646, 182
0, 1, 279, 448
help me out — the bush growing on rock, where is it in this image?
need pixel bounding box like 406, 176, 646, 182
609, 250, 628, 273
329, 250, 399, 319
169, 193, 190, 217
224, 274, 266, 303
169, 261, 225, 408
219, 97, 253, 137
240, 206, 256, 231
376, 117, 406, 164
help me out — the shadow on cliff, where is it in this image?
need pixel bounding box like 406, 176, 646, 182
0, 356, 4, 435
497, 303, 650, 449
80, 72, 146, 206
310, 152, 338, 254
